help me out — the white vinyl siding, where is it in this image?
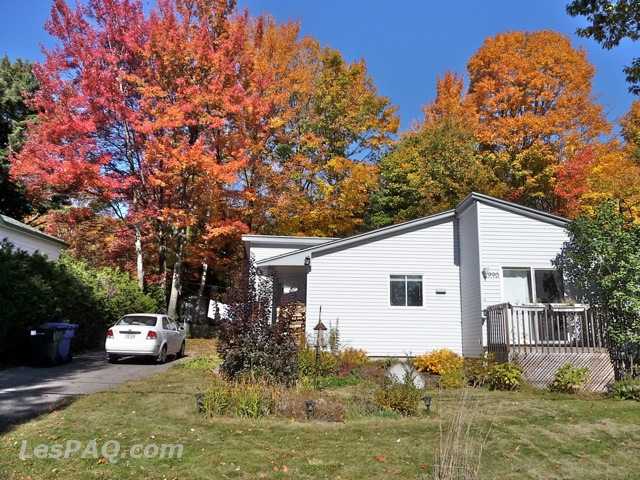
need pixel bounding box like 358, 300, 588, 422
476, 202, 568, 310
0, 226, 63, 260
458, 202, 483, 357
306, 219, 461, 357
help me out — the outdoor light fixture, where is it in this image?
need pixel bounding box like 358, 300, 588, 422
312, 307, 327, 389
304, 399, 316, 419
422, 395, 432, 412
304, 256, 311, 267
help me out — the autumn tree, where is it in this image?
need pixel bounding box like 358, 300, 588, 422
467, 30, 609, 210
567, 0, 640, 94
12, 0, 279, 316
556, 143, 640, 219
240, 20, 399, 237
12, 0, 151, 288
369, 73, 501, 227
620, 100, 640, 162
43, 207, 135, 272
0, 57, 40, 219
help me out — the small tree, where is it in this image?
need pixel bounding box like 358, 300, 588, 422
555, 201, 640, 378
217, 261, 298, 385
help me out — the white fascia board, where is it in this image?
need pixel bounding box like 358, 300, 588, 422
241, 234, 337, 249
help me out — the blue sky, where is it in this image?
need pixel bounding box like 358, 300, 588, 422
2, 0, 637, 131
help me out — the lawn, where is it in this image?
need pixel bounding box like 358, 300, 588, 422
1, 342, 640, 479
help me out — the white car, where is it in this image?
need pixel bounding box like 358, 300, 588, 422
105, 314, 186, 363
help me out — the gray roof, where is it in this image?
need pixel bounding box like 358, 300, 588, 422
253, 192, 569, 267
0, 214, 68, 247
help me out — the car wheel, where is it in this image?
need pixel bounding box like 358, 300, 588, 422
157, 345, 168, 364
177, 341, 186, 358
107, 354, 118, 364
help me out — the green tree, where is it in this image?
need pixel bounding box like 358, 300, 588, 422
567, 0, 640, 94
368, 120, 502, 228
0, 56, 38, 219
555, 201, 640, 378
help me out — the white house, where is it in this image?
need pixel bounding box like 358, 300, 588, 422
0, 214, 67, 260
242, 193, 569, 358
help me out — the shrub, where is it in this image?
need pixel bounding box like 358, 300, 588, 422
0, 243, 158, 363
609, 377, 640, 401
549, 364, 589, 393
217, 263, 298, 385
463, 354, 497, 387
337, 347, 368, 376
487, 363, 523, 391
374, 365, 424, 416
201, 379, 279, 418
414, 349, 463, 376
440, 368, 466, 389
298, 347, 338, 377
374, 380, 423, 416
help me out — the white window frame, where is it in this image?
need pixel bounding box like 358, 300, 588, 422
389, 274, 424, 308
500, 267, 564, 304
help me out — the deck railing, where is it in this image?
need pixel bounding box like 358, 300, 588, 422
486, 303, 608, 359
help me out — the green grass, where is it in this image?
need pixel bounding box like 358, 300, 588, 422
2, 362, 640, 479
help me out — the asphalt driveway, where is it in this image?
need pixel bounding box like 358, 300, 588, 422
0, 351, 178, 431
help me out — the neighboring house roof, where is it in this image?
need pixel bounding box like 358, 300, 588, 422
253, 192, 569, 268
0, 214, 68, 247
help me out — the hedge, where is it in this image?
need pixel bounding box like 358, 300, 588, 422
0, 241, 159, 363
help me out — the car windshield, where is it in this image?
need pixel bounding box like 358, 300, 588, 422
117, 315, 157, 327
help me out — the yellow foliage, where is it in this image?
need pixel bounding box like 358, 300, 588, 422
413, 349, 463, 376
339, 348, 368, 368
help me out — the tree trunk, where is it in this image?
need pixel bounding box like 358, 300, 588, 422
167, 239, 184, 319
134, 225, 144, 290
194, 261, 209, 322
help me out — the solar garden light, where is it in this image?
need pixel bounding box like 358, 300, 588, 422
304, 399, 316, 419
313, 307, 327, 390
422, 395, 433, 412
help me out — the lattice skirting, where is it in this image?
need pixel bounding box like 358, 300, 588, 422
509, 351, 615, 392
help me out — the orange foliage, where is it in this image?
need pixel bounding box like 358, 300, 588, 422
423, 72, 477, 130
468, 31, 609, 158
464, 31, 610, 210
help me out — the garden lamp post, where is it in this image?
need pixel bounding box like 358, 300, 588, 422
422, 395, 433, 412
313, 307, 327, 390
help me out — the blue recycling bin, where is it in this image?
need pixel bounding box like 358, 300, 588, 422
41, 322, 79, 363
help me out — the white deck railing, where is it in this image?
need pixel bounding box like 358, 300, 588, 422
485, 303, 608, 358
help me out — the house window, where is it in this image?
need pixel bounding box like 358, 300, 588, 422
390, 275, 423, 306
502, 268, 533, 304
534, 269, 563, 303
502, 267, 564, 304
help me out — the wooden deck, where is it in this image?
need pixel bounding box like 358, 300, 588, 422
485, 303, 614, 391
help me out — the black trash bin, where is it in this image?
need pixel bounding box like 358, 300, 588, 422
29, 327, 61, 366
29, 323, 78, 366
